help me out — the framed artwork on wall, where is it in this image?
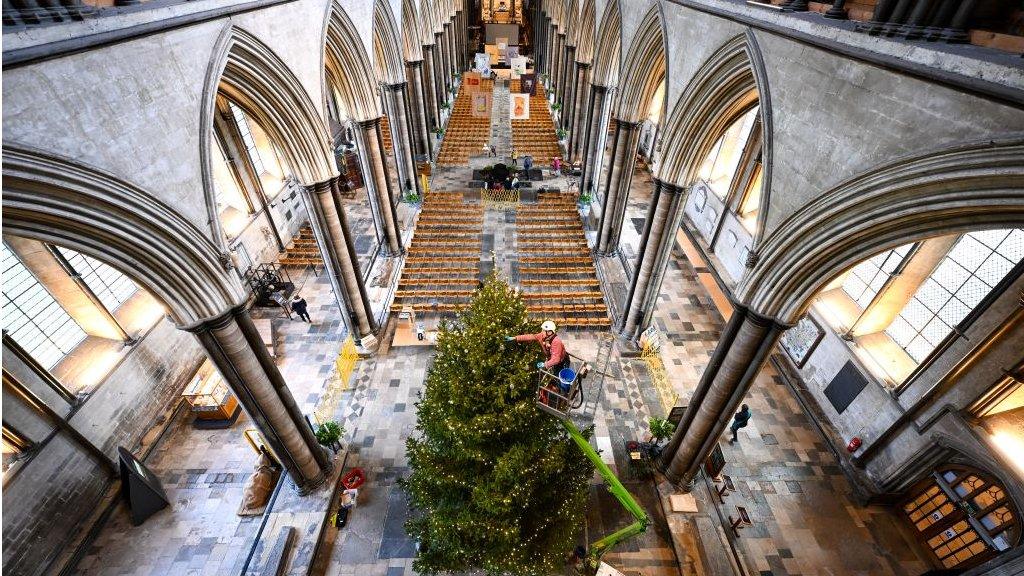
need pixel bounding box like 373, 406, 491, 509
780, 314, 825, 368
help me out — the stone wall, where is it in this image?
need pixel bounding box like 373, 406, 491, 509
1, 320, 205, 575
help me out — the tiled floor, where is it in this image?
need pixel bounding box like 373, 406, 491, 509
606, 164, 929, 576
75, 128, 929, 576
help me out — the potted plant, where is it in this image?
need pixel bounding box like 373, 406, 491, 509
577, 190, 592, 206
648, 417, 675, 447
551, 102, 562, 112
316, 420, 345, 452
440, 100, 451, 110
434, 127, 445, 137
556, 128, 567, 141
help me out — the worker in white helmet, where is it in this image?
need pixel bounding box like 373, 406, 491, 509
505, 320, 570, 373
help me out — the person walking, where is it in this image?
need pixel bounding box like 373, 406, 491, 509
728, 404, 751, 443
291, 294, 311, 323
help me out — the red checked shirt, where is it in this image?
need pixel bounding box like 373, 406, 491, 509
514, 332, 567, 369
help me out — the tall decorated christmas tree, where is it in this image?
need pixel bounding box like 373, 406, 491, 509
403, 272, 594, 575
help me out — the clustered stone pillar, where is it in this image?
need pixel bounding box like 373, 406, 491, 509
545, 21, 556, 84
617, 179, 687, 340
661, 307, 787, 488
596, 118, 642, 256
191, 306, 332, 492
422, 44, 441, 132
382, 82, 417, 197
580, 84, 612, 199
356, 118, 403, 256
406, 60, 432, 161
554, 32, 566, 101
560, 45, 576, 129
440, 25, 453, 95
300, 176, 380, 346
569, 63, 591, 161
447, 20, 457, 76
433, 32, 446, 108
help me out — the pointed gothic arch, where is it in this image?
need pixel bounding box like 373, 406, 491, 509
658, 32, 773, 246
576, 0, 596, 65
614, 5, 667, 123
591, 0, 621, 88
402, 0, 424, 61
199, 25, 337, 246
374, 0, 406, 84
3, 145, 246, 327
325, 0, 381, 122
739, 138, 1024, 324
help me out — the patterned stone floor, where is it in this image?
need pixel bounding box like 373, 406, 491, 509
604, 164, 929, 576
75, 142, 928, 576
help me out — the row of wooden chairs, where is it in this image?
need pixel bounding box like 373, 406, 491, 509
527, 303, 609, 313
526, 316, 611, 328
437, 83, 492, 165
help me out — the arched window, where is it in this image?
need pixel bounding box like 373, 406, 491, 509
902, 464, 1020, 570
696, 105, 759, 200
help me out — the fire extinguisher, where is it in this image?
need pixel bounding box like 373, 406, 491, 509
847, 437, 862, 452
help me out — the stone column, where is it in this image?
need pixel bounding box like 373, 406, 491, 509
382, 82, 417, 198
433, 33, 447, 109
580, 84, 611, 198
406, 60, 432, 161
440, 26, 453, 96
545, 22, 555, 82
300, 176, 380, 345
595, 118, 641, 256
661, 307, 787, 488
570, 63, 591, 161
357, 118, 404, 256
618, 179, 686, 339
560, 45, 576, 127
422, 44, 441, 131
446, 21, 458, 75
191, 306, 332, 493
554, 32, 565, 104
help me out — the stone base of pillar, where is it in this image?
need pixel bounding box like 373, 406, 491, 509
357, 333, 379, 356
294, 457, 332, 496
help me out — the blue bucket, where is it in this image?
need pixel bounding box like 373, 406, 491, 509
558, 368, 576, 392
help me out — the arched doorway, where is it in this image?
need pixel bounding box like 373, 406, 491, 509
902, 464, 1020, 570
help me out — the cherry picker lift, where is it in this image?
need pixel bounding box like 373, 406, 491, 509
535, 335, 649, 576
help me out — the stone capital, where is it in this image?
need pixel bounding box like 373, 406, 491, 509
357, 117, 382, 130
406, 59, 423, 69
612, 117, 642, 130
383, 81, 408, 92
653, 178, 687, 196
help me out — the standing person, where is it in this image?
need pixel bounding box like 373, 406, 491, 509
524, 155, 533, 172
552, 156, 562, 174
291, 294, 311, 323
505, 320, 569, 373
510, 146, 517, 167
728, 404, 751, 443
490, 144, 497, 157
510, 175, 520, 190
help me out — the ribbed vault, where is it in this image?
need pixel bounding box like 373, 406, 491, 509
591, 0, 620, 87
325, 1, 381, 121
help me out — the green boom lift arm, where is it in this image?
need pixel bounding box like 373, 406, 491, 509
560, 418, 650, 574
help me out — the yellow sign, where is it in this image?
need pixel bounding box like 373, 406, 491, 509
314, 336, 360, 424
641, 337, 677, 413
482, 187, 519, 210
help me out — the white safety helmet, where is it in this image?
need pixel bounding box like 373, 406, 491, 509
541, 320, 557, 332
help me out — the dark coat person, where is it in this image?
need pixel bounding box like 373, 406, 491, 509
729, 404, 751, 443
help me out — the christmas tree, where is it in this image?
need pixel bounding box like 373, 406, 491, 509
402, 272, 594, 575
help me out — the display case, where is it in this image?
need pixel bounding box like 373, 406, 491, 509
182, 361, 240, 427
